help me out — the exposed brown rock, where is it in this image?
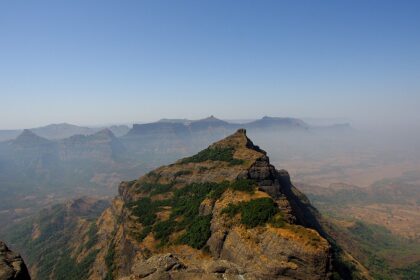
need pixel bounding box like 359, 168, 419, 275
0, 241, 30, 280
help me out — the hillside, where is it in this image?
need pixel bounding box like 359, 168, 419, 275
3, 198, 109, 280
0, 124, 131, 142
298, 177, 420, 279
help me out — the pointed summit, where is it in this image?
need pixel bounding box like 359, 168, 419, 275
13, 129, 51, 147
194, 115, 226, 123
190, 115, 230, 131
91, 128, 116, 139
209, 128, 264, 153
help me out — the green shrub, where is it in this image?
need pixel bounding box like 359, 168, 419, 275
181, 147, 244, 165
228, 158, 245, 165
84, 223, 98, 249
171, 182, 221, 219
146, 171, 161, 180
154, 219, 177, 245
137, 182, 172, 194
104, 243, 116, 280
221, 198, 279, 228
221, 203, 242, 217
150, 183, 173, 195
135, 225, 152, 241
179, 215, 212, 249
130, 180, 262, 250
270, 213, 286, 228
54, 249, 99, 280
230, 179, 255, 193
128, 197, 158, 226
208, 181, 230, 200
241, 198, 278, 228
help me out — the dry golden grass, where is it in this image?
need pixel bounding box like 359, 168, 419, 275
267, 225, 328, 251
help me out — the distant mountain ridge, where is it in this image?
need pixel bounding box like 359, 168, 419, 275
0, 123, 131, 142
128, 115, 311, 136
31, 123, 95, 139
0, 116, 350, 142
12, 130, 53, 147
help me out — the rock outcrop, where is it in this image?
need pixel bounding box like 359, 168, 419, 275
87, 129, 369, 280
0, 241, 30, 280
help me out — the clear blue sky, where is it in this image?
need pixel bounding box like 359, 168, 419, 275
1, 0, 419, 129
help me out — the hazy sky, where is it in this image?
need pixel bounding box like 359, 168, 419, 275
1, 0, 419, 129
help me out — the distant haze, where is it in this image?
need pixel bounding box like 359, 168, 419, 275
1, 1, 419, 129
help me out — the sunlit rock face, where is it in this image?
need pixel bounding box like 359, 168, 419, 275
0, 241, 31, 280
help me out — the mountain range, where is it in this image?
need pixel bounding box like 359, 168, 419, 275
0, 116, 352, 235
0, 123, 131, 142
0, 116, 350, 142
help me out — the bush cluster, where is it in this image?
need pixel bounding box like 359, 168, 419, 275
136, 182, 174, 194
128, 179, 259, 249
181, 146, 244, 165
54, 249, 99, 280
128, 198, 159, 226
179, 215, 212, 249
221, 198, 282, 228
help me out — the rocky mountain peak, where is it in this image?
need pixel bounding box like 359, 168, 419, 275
207, 128, 263, 154
189, 116, 230, 130
91, 130, 367, 280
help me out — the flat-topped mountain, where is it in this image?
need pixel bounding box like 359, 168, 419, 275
246, 116, 309, 130
59, 129, 126, 161
126, 116, 311, 137
31, 123, 96, 140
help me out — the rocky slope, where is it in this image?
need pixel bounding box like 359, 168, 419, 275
2, 198, 109, 280
84, 129, 369, 280
0, 241, 30, 280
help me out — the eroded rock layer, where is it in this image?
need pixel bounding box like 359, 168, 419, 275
0, 241, 30, 280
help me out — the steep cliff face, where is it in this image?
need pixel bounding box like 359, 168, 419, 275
88, 129, 368, 280
0, 241, 30, 280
